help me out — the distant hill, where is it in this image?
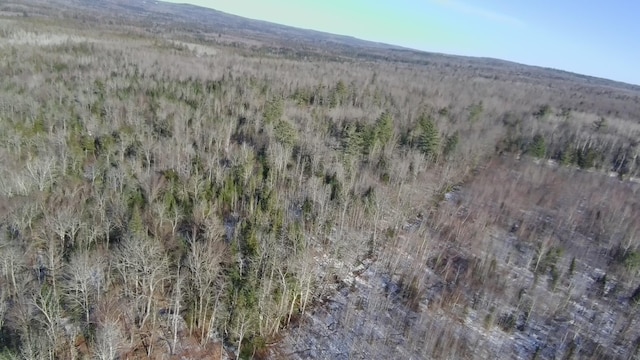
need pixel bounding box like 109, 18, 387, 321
11, 0, 639, 92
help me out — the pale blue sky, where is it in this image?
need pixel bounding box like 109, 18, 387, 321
163, 0, 640, 85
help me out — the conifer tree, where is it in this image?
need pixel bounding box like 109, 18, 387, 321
443, 132, 459, 158
530, 134, 547, 158
418, 114, 440, 159
375, 110, 394, 147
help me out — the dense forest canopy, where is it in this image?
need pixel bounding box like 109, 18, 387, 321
0, 1, 640, 359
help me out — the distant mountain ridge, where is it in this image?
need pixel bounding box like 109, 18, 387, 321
10, 0, 640, 91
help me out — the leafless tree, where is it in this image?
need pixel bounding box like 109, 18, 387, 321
93, 318, 125, 360
115, 234, 169, 331
186, 233, 227, 344
63, 250, 106, 324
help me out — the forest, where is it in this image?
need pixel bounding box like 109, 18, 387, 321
1, 1, 640, 359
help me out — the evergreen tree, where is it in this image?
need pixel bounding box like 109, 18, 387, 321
560, 143, 577, 166
529, 134, 547, 158
342, 123, 363, 156
329, 80, 348, 107
274, 119, 297, 147
534, 104, 552, 119
263, 98, 284, 124
577, 147, 600, 169
468, 101, 484, 122
360, 125, 377, 155
442, 132, 459, 158
417, 114, 440, 158
374, 110, 394, 147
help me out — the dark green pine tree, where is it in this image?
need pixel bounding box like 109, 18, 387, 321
329, 80, 348, 108
374, 110, 394, 147
274, 119, 297, 147
342, 123, 363, 156
560, 142, 577, 166
442, 132, 459, 158
529, 134, 547, 158
418, 114, 440, 159
263, 98, 284, 124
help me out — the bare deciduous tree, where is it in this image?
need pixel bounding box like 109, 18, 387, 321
186, 233, 227, 344
94, 318, 125, 360
63, 250, 106, 324
115, 234, 169, 332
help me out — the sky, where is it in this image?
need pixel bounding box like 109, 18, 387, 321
162, 0, 640, 85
